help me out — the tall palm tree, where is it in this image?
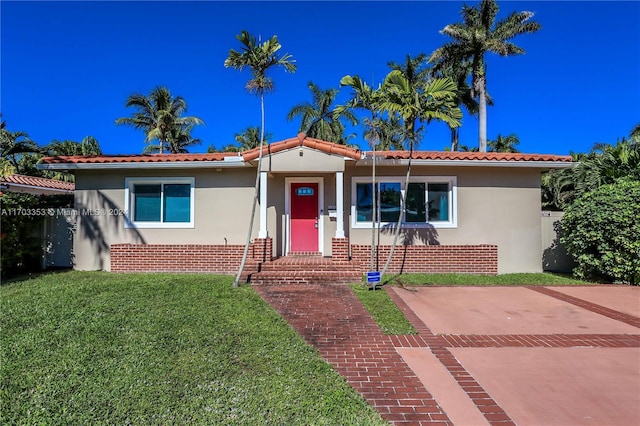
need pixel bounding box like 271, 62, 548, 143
377, 68, 462, 276
339, 75, 406, 150
287, 81, 357, 143
225, 30, 296, 288
430, 56, 485, 151
488, 133, 520, 153
430, 0, 541, 152
115, 86, 204, 154
339, 74, 384, 271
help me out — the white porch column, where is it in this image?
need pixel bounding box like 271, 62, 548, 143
258, 171, 268, 238
335, 171, 345, 238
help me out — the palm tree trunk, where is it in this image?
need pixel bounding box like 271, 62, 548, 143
450, 127, 459, 151
381, 130, 414, 278
233, 95, 266, 287
369, 145, 377, 271
477, 75, 487, 152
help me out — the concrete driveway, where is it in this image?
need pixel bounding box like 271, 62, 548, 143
390, 285, 640, 426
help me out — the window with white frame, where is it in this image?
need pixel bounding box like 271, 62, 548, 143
124, 177, 195, 228
352, 176, 456, 228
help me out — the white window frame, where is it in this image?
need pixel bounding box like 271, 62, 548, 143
351, 176, 457, 229
124, 177, 195, 229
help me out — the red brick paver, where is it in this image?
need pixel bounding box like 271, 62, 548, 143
254, 284, 453, 425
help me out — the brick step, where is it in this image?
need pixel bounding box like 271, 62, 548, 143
258, 261, 360, 272
250, 270, 362, 286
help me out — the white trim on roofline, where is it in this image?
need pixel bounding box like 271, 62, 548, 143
356, 158, 575, 169
37, 161, 251, 171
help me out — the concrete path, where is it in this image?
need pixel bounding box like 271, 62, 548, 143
255, 284, 640, 425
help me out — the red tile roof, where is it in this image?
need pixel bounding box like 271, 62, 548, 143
0, 174, 75, 191
40, 152, 239, 164
241, 133, 362, 161
370, 150, 573, 163
38, 134, 573, 166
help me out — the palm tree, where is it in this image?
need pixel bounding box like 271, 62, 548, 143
430, 0, 541, 152
488, 133, 520, 153
287, 81, 357, 143
630, 123, 640, 142
339, 75, 406, 150
363, 116, 405, 151
47, 136, 102, 156
43, 137, 103, 182
377, 66, 462, 276
115, 86, 204, 154
234, 126, 273, 151
143, 124, 201, 154
225, 30, 296, 287
458, 144, 479, 152
0, 121, 41, 174
573, 139, 640, 195
430, 56, 487, 151
339, 74, 384, 271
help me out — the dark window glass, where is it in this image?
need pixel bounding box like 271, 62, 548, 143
428, 183, 449, 221
134, 184, 161, 222
163, 184, 191, 222
356, 183, 373, 222
406, 182, 426, 222
379, 182, 401, 222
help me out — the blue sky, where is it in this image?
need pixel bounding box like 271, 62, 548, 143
2, 1, 639, 155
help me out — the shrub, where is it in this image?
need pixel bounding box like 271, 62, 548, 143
560, 179, 640, 285
1, 192, 72, 280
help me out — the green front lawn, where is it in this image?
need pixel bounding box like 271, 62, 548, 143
1, 272, 386, 425
391, 272, 591, 286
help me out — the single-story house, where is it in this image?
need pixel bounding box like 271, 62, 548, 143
39, 133, 573, 277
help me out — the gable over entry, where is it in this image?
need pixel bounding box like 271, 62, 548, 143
242, 133, 361, 252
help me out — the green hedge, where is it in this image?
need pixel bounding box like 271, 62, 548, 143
561, 179, 640, 285
1, 193, 72, 280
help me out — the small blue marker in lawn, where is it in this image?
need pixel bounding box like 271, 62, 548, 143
366, 271, 381, 290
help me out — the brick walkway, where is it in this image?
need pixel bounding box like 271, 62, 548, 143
254, 284, 640, 425
254, 284, 454, 425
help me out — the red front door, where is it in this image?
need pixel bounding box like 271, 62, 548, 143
290, 182, 319, 252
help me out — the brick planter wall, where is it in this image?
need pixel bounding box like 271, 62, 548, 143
111, 238, 272, 273
350, 244, 498, 275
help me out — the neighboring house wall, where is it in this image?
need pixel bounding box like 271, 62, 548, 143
42, 209, 75, 268
541, 211, 575, 273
